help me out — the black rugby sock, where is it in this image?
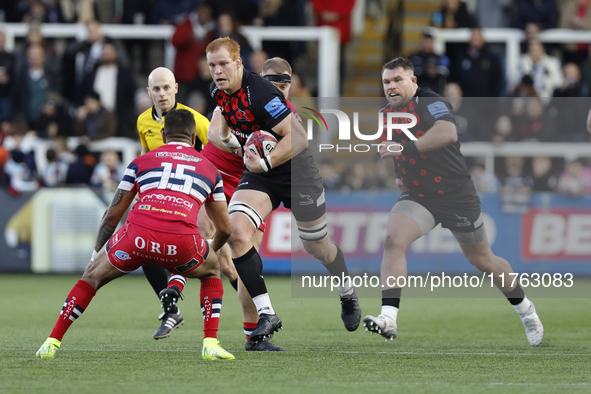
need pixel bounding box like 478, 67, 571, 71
142, 264, 169, 297
382, 288, 402, 309
503, 284, 525, 306
233, 246, 268, 298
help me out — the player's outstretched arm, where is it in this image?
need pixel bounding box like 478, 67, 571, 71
94, 188, 137, 252
204, 200, 232, 253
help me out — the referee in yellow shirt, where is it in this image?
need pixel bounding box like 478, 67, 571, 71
137, 67, 210, 338
137, 67, 209, 153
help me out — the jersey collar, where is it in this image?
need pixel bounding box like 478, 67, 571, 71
167, 142, 191, 147
152, 102, 179, 123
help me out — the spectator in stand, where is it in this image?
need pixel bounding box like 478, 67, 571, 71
431, 0, 477, 28
187, 91, 208, 117
134, 89, 152, 116
0, 31, 14, 122
42, 137, 74, 187
516, 39, 563, 98
531, 156, 558, 191
500, 156, 533, 214
62, 21, 129, 105
549, 63, 589, 142
210, 13, 252, 65
152, 0, 200, 25
90, 150, 124, 192
475, 0, 514, 28
118, 0, 153, 74
13, 44, 62, 136
514, 0, 559, 39
72, 91, 117, 141
19, 0, 48, 23
59, 0, 100, 23
248, 49, 268, 74
171, 3, 215, 103
451, 28, 503, 98
431, 0, 477, 61
65, 143, 95, 185
559, 0, 591, 64
470, 162, 500, 193
512, 97, 557, 141
340, 163, 371, 193
288, 72, 315, 117
491, 115, 513, 144
557, 158, 591, 197
253, 0, 302, 64
318, 161, 342, 191
188, 56, 217, 117
81, 40, 136, 138
3, 149, 38, 193
408, 33, 450, 95
311, 0, 356, 93
443, 82, 477, 141
553, 62, 584, 98
14, 25, 60, 82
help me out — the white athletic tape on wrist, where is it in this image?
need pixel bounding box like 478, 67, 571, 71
259, 157, 269, 172
91, 249, 98, 262
228, 201, 263, 229
222, 133, 241, 149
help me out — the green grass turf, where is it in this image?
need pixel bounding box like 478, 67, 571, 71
0, 274, 590, 394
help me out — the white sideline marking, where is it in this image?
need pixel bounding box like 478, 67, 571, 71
311, 382, 590, 387
8, 347, 591, 356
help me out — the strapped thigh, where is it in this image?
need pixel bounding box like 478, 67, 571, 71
297, 218, 328, 242
451, 213, 486, 245
391, 200, 437, 236
228, 201, 263, 229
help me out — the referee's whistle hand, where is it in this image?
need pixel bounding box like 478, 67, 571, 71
379, 142, 403, 159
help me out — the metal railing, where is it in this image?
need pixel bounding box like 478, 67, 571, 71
426, 27, 591, 90
0, 22, 340, 97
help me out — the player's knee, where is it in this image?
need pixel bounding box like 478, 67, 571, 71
302, 239, 331, 262
383, 233, 408, 255
228, 223, 253, 250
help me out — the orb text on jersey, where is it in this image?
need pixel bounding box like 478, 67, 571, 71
306, 110, 418, 153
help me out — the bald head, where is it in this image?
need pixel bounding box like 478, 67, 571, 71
147, 67, 178, 116
148, 67, 176, 88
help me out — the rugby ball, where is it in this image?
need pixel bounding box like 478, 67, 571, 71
245, 130, 278, 157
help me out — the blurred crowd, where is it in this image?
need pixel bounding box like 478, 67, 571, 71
0, 0, 589, 203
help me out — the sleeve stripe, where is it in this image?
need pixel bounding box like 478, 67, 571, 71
118, 181, 134, 191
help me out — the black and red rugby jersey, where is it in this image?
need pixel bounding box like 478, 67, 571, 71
210, 70, 315, 175
382, 86, 471, 199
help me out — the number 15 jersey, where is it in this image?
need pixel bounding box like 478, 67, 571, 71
118, 142, 226, 233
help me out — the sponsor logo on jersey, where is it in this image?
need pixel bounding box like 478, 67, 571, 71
142, 194, 194, 209
427, 101, 450, 119
115, 250, 131, 260
264, 97, 288, 119
139, 204, 151, 210
154, 152, 202, 162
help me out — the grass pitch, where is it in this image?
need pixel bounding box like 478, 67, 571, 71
1, 275, 590, 394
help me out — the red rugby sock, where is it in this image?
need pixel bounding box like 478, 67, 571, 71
49, 280, 96, 341
200, 278, 224, 338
